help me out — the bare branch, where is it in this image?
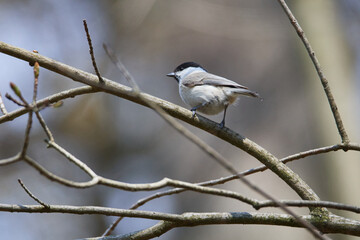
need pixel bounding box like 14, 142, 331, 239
34, 111, 54, 142
276, 0, 350, 144
24, 155, 99, 188
0, 86, 98, 124
32, 62, 39, 103
83, 20, 103, 82
280, 143, 360, 164
0, 154, 21, 166
103, 44, 140, 91
20, 153, 259, 209
98, 221, 177, 240
0, 92, 7, 115
18, 179, 50, 208
21, 152, 258, 206
0, 204, 358, 237
258, 200, 360, 214
20, 109, 33, 159
45, 140, 98, 179
5, 92, 26, 107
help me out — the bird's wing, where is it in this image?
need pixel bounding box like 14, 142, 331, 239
182, 72, 248, 89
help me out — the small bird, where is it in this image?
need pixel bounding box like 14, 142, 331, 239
167, 62, 261, 128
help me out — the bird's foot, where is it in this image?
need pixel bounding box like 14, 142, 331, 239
190, 108, 197, 118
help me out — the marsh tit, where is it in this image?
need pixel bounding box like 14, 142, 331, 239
167, 62, 261, 128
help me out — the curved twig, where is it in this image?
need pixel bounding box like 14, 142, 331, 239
277, 0, 350, 144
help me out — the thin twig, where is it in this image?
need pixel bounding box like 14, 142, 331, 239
83, 20, 103, 82
277, 0, 349, 144
19, 62, 41, 158
0, 154, 21, 166
45, 140, 98, 179
257, 200, 360, 213
24, 155, 99, 188
240, 142, 360, 177
18, 179, 50, 208
0, 86, 98, 124
5, 93, 26, 107
0, 92, 7, 115
280, 143, 360, 163
35, 111, 54, 141
103, 44, 139, 91
20, 110, 32, 159
33, 62, 39, 103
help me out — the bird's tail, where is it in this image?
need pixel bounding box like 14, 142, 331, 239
232, 88, 262, 100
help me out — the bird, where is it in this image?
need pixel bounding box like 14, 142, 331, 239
167, 62, 261, 128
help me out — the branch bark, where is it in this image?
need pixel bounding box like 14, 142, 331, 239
0, 41, 321, 204
0, 204, 358, 237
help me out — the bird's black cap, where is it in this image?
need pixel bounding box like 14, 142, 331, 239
173, 62, 205, 72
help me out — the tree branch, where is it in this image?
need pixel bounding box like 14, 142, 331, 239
0, 92, 7, 115
276, 0, 350, 144
258, 200, 360, 214
0, 41, 321, 204
0, 86, 98, 124
83, 19, 103, 83
18, 179, 50, 208
0, 204, 358, 237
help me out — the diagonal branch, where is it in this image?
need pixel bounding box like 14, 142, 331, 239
0, 41, 321, 204
0, 86, 98, 124
18, 179, 50, 208
277, 0, 350, 144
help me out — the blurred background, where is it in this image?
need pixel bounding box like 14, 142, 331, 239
0, 0, 359, 239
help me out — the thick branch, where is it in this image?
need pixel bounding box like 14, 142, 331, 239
0, 204, 358, 237
0, 41, 320, 203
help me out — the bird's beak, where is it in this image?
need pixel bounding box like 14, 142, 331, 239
166, 72, 175, 77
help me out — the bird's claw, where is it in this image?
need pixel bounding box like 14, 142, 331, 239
191, 111, 197, 118
190, 108, 197, 118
